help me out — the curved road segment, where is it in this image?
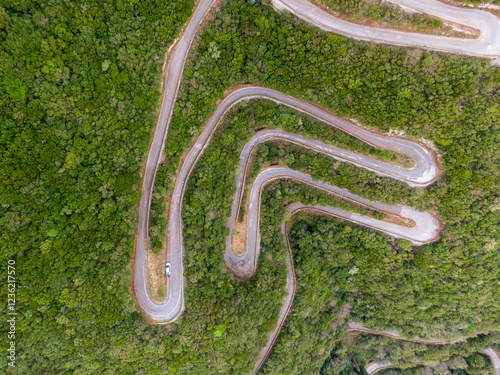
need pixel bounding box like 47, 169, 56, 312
485, 349, 500, 375
226, 166, 440, 278
134, 0, 218, 322
254, 211, 498, 373
273, 0, 500, 58
135, 84, 440, 321
350, 325, 500, 374
132, 0, 500, 370
365, 349, 500, 374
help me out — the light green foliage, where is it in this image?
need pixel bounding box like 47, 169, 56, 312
282, 216, 499, 373
2, 0, 500, 373
314, 0, 444, 31
2, 74, 26, 102
150, 98, 390, 252
0, 0, 193, 372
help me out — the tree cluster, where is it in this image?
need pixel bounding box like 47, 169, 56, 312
2, 0, 500, 373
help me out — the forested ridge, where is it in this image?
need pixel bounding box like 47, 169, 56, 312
149, 99, 393, 254
1, 0, 500, 374
0, 0, 195, 372
165, 0, 500, 338
321, 330, 497, 374
269, 215, 500, 374
309, 0, 456, 36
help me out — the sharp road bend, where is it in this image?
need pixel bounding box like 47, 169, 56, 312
132, 0, 500, 371
273, 0, 500, 59
365, 350, 500, 374
136, 84, 441, 321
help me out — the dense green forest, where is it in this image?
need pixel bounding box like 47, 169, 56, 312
263, 214, 500, 374
320, 331, 496, 374
1, 0, 500, 373
164, 0, 500, 338
0, 0, 196, 372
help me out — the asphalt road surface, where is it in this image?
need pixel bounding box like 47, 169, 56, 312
226, 165, 440, 278
132, 0, 500, 371
134, 0, 218, 323
365, 348, 500, 374
485, 348, 500, 375
136, 85, 440, 321
273, 0, 500, 58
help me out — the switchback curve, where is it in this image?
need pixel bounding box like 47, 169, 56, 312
132, 0, 500, 371
253, 211, 498, 373
365, 348, 500, 374
273, 0, 500, 59
135, 86, 440, 322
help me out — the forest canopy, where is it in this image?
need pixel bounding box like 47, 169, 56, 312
1, 0, 499, 373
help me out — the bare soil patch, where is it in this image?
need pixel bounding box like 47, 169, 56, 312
382, 213, 416, 228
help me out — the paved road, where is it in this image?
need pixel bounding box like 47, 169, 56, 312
134, 0, 217, 322
135, 84, 440, 321
253, 195, 440, 372
365, 361, 394, 375
253, 222, 297, 373
274, 0, 500, 58
255, 224, 500, 374
224, 91, 439, 187
485, 348, 500, 375
347, 322, 449, 345
227, 166, 440, 279
365, 349, 500, 374
131, 0, 500, 369
134, 0, 499, 322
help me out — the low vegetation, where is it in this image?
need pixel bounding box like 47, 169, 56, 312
310, 0, 478, 38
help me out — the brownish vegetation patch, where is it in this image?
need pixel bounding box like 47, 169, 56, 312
438, 0, 500, 18
311, 0, 480, 38
232, 214, 248, 256
382, 213, 416, 228
145, 238, 167, 302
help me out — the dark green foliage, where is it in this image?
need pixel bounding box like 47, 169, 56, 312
286, 215, 500, 341
0, 0, 193, 372
149, 98, 393, 251
163, 0, 500, 340
1, 0, 500, 373
320, 332, 497, 374
163, 0, 500, 370
278, 215, 499, 373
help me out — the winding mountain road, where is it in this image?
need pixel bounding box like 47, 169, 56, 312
486, 349, 500, 375
226, 165, 440, 279
135, 85, 440, 321
348, 325, 500, 374
274, 0, 500, 58
134, 0, 218, 322
132, 0, 500, 371
365, 349, 500, 374
254, 239, 500, 373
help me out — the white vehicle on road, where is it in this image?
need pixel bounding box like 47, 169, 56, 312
165, 263, 171, 277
